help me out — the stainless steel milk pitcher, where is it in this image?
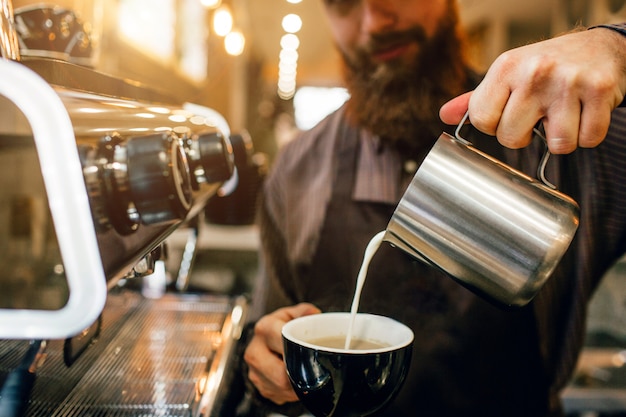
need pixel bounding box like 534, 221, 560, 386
385, 114, 580, 307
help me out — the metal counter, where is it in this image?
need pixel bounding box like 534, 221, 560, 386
0, 289, 247, 417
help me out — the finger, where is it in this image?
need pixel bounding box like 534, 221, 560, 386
245, 340, 298, 404
254, 315, 287, 355
252, 370, 298, 405
275, 303, 321, 322
542, 99, 582, 154
579, 102, 611, 148
468, 54, 516, 136
439, 91, 473, 125
255, 304, 322, 355
493, 91, 541, 149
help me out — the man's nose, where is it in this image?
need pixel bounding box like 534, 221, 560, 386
361, 0, 397, 34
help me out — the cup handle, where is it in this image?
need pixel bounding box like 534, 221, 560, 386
454, 111, 556, 190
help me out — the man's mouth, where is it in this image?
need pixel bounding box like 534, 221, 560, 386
371, 42, 412, 63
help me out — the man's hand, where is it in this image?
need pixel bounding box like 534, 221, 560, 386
440, 27, 626, 153
244, 303, 321, 404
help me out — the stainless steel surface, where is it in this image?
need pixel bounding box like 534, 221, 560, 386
385, 131, 580, 307
0, 290, 247, 417
0, 56, 236, 334
12, 5, 93, 66
0, 51, 235, 289
0, 57, 108, 338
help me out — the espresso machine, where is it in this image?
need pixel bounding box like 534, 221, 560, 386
0, 1, 251, 415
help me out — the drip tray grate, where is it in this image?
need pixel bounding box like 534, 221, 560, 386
0, 290, 238, 417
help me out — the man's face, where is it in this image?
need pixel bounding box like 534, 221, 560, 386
322, 0, 449, 69
322, 0, 469, 147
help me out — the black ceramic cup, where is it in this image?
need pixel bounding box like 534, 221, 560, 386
282, 313, 413, 417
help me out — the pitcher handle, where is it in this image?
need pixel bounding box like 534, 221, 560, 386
453, 111, 473, 146
454, 111, 555, 190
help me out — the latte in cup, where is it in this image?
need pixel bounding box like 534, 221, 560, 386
282, 313, 413, 417
281, 232, 413, 416
308, 336, 390, 350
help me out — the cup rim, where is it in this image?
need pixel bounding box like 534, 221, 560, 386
282, 312, 414, 354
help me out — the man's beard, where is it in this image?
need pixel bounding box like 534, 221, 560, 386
342, 5, 470, 152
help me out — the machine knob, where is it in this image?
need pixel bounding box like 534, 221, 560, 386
196, 132, 234, 184
77, 143, 111, 232
99, 134, 141, 234
126, 133, 193, 225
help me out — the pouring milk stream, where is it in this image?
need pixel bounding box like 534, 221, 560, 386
344, 231, 385, 349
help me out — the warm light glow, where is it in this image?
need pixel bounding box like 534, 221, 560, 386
278, 88, 296, 100
180, 0, 209, 81
294, 87, 350, 130
282, 14, 302, 33
225, 30, 245, 56
278, 78, 296, 92
213, 6, 233, 36
277, 73, 297, 100
286, 0, 302, 3
190, 115, 206, 125
78, 107, 106, 114
280, 33, 300, 50
118, 0, 175, 59
173, 109, 194, 118
279, 49, 298, 63
147, 106, 171, 114
104, 101, 138, 109
279, 58, 297, 70
232, 305, 243, 324
201, 0, 221, 8
276, 10, 302, 100
169, 114, 188, 123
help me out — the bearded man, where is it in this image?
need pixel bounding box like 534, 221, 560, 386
240, 1, 626, 416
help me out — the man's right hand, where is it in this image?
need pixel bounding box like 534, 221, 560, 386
244, 303, 321, 405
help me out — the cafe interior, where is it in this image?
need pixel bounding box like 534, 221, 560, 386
1, 0, 626, 416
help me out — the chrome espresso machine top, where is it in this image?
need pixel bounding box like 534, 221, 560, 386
0, 2, 249, 416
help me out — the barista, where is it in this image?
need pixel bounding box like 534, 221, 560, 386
241, 1, 626, 416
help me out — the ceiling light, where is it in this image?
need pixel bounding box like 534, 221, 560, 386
279, 60, 297, 74
279, 49, 298, 64
282, 14, 302, 33
225, 30, 245, 56
213, 6, 233, 36
280, 33, 300, 50
200, 0, 221, 8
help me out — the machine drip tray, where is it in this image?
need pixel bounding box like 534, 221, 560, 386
0, 289, 247, 417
